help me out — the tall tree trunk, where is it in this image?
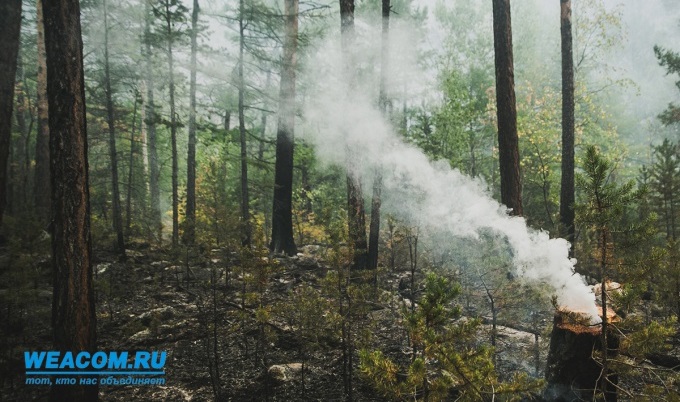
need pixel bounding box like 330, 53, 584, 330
185, 0, 199, 245
42, 0, 98, 400
270, 0, 299, 256
0, 0, 22, 230
164, 1, 179, 248
368, 0, 390, 273
139, 86, 149, 194
238, 0, 251, 247
559, 0, 575, 255
15, 53, 31, 211
340, 0, 368, 272
259, 73, 271, 245
144, 0, 162, 241
35, 0, 51, 225
103, 0, 125, 255
258, 72, 270, 163
126, 95, 139, 235
492, 0, 522, 216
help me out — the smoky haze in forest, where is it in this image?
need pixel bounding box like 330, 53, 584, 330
301, 19, 600, 319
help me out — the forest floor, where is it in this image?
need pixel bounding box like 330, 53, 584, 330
2, 241, 669, 401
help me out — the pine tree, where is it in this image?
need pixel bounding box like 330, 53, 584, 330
654, 46, 680, 126
185, 0, 199, 245
34, 0, 51, 226
42, 0, 98, 399
0, 0, 22, 230
649, 139, 680, 240
575, 146, 644, 400
360, 272, 541, 400
150, 0, 188, 248
560, 0, 576, 255
143, 0, 162, 241
491, 0, 522, 216
340, 0, 369, 272
270, 0, 299, 256
367, 0, 390, 273
102, 0, 125, 255
238, 0, 252, 247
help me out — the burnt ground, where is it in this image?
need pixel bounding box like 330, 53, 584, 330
1, 243, 406, 401
2, 242, 675, 401
2, 244, 352, 401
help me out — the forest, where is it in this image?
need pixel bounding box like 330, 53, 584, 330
1, 0, 680, 400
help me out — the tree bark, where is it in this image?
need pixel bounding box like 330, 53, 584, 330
143, 0, 162, 241
559, 0, 575, 255
35, 0, 51, 225
185, 0, 199, 245
492, 0, 522, 216
340, 0, 368, 272
238, 0, 251, 247
42, 0, 98, 399
368, 0, 390, 273
545, 311, 618, 401
270, 0, 299, 256
126, 94, 139, 236
0, 0, 22, 230
163, 0, 179, 248
14, 53, 31, 211
103, 0, 125, 254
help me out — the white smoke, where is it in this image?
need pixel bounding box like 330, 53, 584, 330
299, 18, 599, 321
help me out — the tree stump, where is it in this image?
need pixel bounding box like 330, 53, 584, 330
544, 309, 619, 401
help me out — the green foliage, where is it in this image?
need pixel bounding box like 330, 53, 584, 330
194, 145, 240, 247
148, 0, 189, 46
654, 45, 680, 126
575, 145, 652, 277
647, 139, 680, 239
620, 316, 676, 357
577, 147, 680, 399
426, 69, 494, 180
655, 240, 680, 317
577, 146, 641, 232
573, 0, 624, 78
516, 84, 561, 230
360, 272, 542, 401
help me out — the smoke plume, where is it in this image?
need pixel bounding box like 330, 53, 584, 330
300, 19, 599, 321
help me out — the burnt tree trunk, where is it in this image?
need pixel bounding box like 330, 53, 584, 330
559, 0, 576, 255
103, 0, 125, 255
341, 0, 368, 272
270, 0, 299, 256
34, 0, 51, 225
0, 0, 22, 229
491, 0, 522, 216
42, 0, 98, 400
185, 0, 199, 245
